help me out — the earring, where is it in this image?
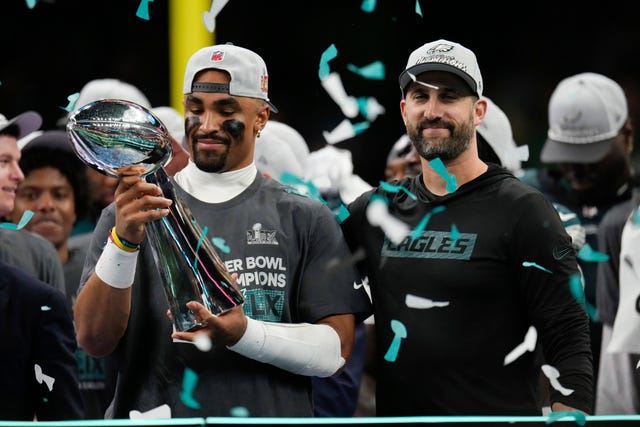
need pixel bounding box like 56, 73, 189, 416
256, 130, 261, 138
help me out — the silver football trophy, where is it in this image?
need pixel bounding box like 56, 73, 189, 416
67, 99, 245, 332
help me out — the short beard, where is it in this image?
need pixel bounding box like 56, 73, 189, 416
190, 141, 228, 173
407, 115, 475, 162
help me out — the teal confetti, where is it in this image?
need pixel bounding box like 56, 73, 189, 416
569, 273, 598, 321
577, 243, 609, 262
356, 96, 385, 121
411, 214, 431, 240
230, 406, 250, 417
356, 97, 368, 117
450, 224, 460, 242
383, 319, 407, 362
280, 172, 322, 200
568, 273, 585, 305
360, 0, 376, 12
318, 44, 338, 81
25, 0, 38, 9
352, 121, 370, 135
60, 92, 80, 112
546, 410, 586, 426
0, 210, 34, 230
332, 203, 350, 224
415, 0, 423, 17
410, 206, 445, 240
194, 226, 208, 269
180, 367, 201, 409
40, 305, 52, 311
136, 0, 153, 20
211, 237, 230, 253
346, 61, 385, 80
379, 181, 417, 200
280, 172, 349, 224
370, 193, 388, 204
522, 261, 552, 274
428, 157, 457, 192
283, 187, 305, 197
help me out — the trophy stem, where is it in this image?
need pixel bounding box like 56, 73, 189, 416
145, 168, 245, 332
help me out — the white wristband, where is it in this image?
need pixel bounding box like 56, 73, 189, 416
95, 238, 139, 289
227, 317, 345, 377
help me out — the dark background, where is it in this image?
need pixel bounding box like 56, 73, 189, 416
2, 0, 640, 185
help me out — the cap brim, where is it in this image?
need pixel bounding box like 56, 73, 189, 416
399, 63, 478, 96
21, 130, 73, 153
266, 101, 279, 114
0, 111, 42, 139
540, 137, 613, 164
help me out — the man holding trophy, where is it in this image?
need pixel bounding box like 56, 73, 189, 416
72, 43, 372, 417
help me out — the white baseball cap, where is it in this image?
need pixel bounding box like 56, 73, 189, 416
477, 97, 521, 172
73, 78, 151, 113
254, 133, 303, 181
183, 43, 278, 112
541, 72, 628, 164
399, 39, 483, 97
260, 121, 309, 171
0, 111, 42, 139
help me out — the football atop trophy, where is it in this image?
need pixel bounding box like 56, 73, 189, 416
66, 98, 173, 177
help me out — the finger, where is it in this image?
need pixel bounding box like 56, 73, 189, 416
186, 301, 211, 318
171, 331, 195, 341
116, 179, 164, 201
115, 165, 147, 178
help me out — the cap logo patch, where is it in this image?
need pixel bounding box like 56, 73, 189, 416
427, 43, 454, 54
561, 110, 583, 127
260, 74, 269, 94
210, 50, 225, 62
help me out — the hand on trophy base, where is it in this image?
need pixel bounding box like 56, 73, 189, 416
171, 302, 247, 348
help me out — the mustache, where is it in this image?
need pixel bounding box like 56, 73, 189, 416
418, 118, 451, 130
193, 133, 229, 145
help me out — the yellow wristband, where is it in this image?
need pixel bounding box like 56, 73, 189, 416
110, 227, 140, 252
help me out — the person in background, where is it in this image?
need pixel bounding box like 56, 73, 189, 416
0, 258, 84, 420
6, 130, 115, 419
8, 130, 90, 297
599, 184, 640, 414
0, 111, 66, 294
73, 43, 372, 418
341, 39, 593, 415
524, 72, 637, 405
384, 134, 422, 182
595, 182, 640, 414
